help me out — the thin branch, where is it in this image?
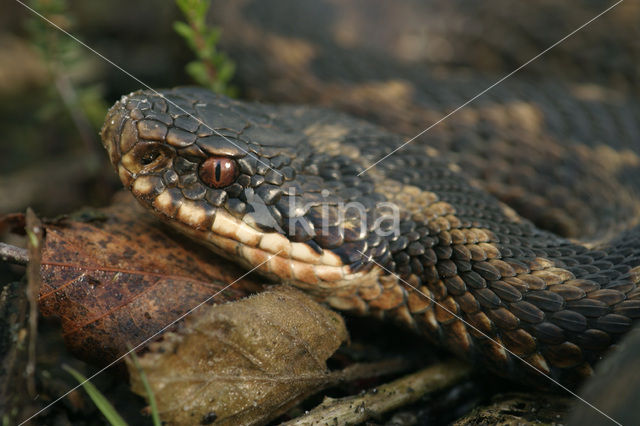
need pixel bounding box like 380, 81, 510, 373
325, 357, 410, 384
283, 360, 471, 425
25, 208, 43, 397
0, 242, 29, 265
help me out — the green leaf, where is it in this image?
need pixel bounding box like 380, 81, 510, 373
195, 1, 209, 23
204, 28, 220, 48
129, 352, 162, 426
197, 47, 213, 62
186, 61, 209, 86
173, 21, 193, 40
63, 365, 128, 426
175, 0, 235, 94
218, 60, 235, 82
174, 0, 192, 15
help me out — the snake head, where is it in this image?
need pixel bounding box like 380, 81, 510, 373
101, 88, 396, 293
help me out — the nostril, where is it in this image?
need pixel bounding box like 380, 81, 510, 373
141, 151, 160, 165
121, 142, 173, 174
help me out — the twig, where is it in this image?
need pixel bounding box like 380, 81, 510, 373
325, 357, 410, 384
25, 208, 43, 397
0, 242, 29, 265
283, 360, 471, 425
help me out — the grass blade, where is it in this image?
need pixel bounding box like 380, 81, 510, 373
128, 352, 162, 426
62, 364, 128, 426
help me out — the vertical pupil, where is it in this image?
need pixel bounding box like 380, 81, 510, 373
199, 156, 237, 188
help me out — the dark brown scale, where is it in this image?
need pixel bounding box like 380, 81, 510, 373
436, 260, 457, 278
205, 189, 227, 207
614, 300, 640, 318
455, 292, 480, 314
467, 245, 487, 261
314, 226, 344, 248
566, 299, 610, 318
505, 259, 530, 274
236, 174, 251, 187
502, 329, 536, 356
407, 242, 425, 256
409, 258, 424, 276
136, 120, 167, 141
487, 307, 519, 330
490, 259, 516, 278
179, 173, 198, 187
473, 288, 502, 309
144, 111, 173, 126
453, 260, 471, 273
502, 277, 527, 293
551, 310, 588, 333
532, 322, 566, 345
462, 271, 486, 289
286, 217, 315, 242
588, 289, 626, 306
167, 128, 197, 148
182, 183, 206, 200
227, 199, 246, 216
421, 249, 437, 265
519, 275, 546, 291
510, 301, 545, 324
596, 314, 632, 334
343, 224, 366, 243
394, 252, 411, 265
490, 281, 522, 303
568, 279, 600, 293
473, 261, 501, 281
434, 245, 452, 259
574, 329, 611, 351
548, 285, 585, 301
444, 276, 467, 296
525, 291, 565, 312
452, 244, 471, 261
174, 115, 200, 133
225, 183, 243, 198
543, 342, 583, 368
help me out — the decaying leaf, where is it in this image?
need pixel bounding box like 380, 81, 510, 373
127, 285, 349, 426
37, 192, 262, 365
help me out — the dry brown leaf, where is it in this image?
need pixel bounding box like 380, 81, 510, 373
37, 192, 262, 365
127, 285, 348, 426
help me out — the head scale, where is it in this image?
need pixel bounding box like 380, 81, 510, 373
101, 88, 392, 296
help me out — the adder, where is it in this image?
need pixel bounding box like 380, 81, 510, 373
100, 0, 640, 387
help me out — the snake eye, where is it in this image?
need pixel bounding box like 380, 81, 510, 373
199, 156, 239, 188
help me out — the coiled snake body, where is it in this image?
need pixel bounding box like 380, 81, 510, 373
101, 81, 640, 386
100, 0, 640, 390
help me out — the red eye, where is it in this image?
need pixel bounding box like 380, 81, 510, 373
199, 157, 238, 188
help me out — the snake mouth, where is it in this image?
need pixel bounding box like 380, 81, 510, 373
100, 90, 382, 292
152, 201, 373, 292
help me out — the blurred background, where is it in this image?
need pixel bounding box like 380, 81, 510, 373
1, 1, 190, 219
1, 0, 638, 219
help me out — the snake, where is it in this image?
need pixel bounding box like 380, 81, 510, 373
100, 85, 640, 388
99, 1, 640, 387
